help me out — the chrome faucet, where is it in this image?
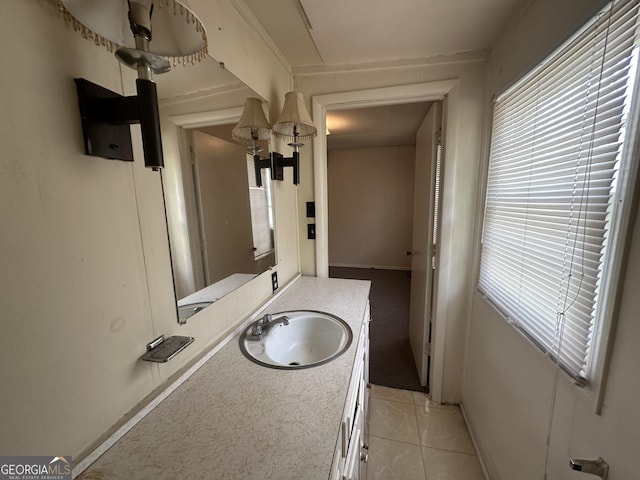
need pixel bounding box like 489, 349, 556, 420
249, 314, 290, 340
570, 457, 609, 479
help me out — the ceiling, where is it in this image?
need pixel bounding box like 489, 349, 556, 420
242, 0, 527, 68
160, 0, 527, 149
241, 0, 525, 150
326, 102, 433, 150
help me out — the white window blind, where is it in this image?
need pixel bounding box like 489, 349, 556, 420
479, 0, 639, 382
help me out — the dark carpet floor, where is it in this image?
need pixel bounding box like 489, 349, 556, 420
329, 267, 425, 392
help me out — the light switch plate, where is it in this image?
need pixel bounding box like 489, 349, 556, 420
307, 223, 316, 240
306, 201, 316, 218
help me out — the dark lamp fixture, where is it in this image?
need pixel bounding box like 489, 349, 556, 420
59, 0, 208, 170
233, 92, 317, 186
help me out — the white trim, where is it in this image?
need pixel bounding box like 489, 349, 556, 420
293, 50, 489, 76
159, 82, 253, 109
591, 48, 640, 413
168, 106, 244, 129
311, 80, 459, 403
329, 263, 411, 271
72, 273, 301, 478
460, 403, 492, 480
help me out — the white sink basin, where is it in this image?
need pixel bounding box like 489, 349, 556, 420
239, 310, 353, 369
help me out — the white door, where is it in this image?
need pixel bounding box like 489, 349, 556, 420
408, 102, 442, 387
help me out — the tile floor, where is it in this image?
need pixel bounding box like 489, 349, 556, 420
367, 385, 485, 480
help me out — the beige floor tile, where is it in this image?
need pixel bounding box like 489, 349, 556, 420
412, 391, 459, 413
369, 397, 420, 445
415, 406, 476, 454
367, 436, 426, 480
422, 448, 485, 480
371, 384, 415, 404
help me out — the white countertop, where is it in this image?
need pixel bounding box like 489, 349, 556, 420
78, 276, 371, 480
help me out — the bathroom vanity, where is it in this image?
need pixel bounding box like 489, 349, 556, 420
77, 276, 371, 479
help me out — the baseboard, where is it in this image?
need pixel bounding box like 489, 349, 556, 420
460, 403, 493, 480
329, 263, 411, 271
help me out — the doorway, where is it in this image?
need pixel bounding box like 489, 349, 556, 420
312, 82, 457, 402
326, 101, 443, 392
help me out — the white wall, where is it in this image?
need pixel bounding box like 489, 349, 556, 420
463, 1, 640, 479
0, 0, 292, 461
328, 146, 415, 270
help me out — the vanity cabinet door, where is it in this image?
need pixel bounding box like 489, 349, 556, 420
343, 406, 362, 480
331, 304, 370, 480
330, 446, 343, 480
359, 304, 370, 480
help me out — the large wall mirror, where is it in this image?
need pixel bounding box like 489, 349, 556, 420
156, 58, 276, 323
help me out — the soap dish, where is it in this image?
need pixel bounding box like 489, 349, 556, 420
141, 335, 194, 363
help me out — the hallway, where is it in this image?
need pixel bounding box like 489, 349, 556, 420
330, 267, 423, 391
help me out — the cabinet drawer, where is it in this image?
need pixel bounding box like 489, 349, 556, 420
331, 306, 370, 478
330, 445, 343, 480
344, 360, 363, 436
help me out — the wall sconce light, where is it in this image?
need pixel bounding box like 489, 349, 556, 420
59, 0, 208, 170
232, 92, 317, 186
232, 97, 272, 187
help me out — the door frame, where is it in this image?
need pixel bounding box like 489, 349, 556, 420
311, 80, 459, 403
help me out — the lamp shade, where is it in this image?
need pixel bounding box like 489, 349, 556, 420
272, 91, 317, 139
232, 98, 272, 145
58, 0, 207, 64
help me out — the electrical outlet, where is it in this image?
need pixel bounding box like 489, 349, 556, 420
271, 271, 278, 292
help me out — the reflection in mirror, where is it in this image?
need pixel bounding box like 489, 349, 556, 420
155, 58, 276, 323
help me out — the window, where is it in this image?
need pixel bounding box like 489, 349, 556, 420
479, 0, 640, 382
